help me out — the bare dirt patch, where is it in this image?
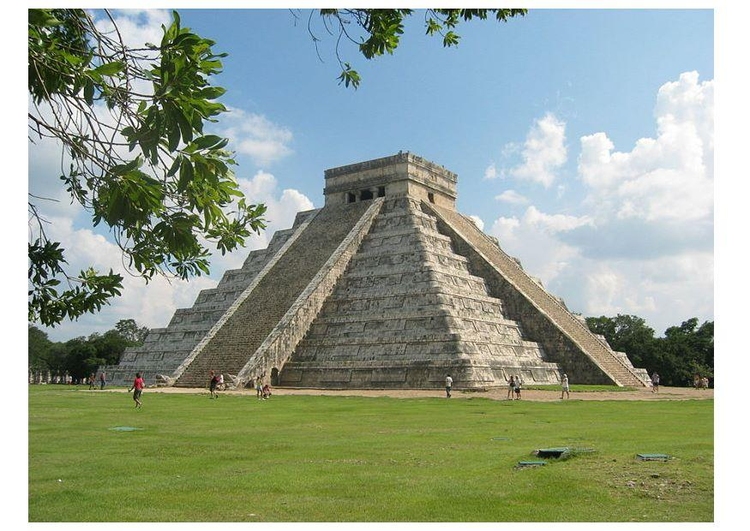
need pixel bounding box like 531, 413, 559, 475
141, 385, 713, 402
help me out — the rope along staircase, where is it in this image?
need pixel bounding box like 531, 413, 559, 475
425, 203, 647, 387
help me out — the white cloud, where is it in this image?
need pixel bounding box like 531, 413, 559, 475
34, 168, 314, 342
490, 207, 592, 286
218, 109, 294, 166
486, 72, 713, 335
523, 206, 594, 234
484, 163, 498, 180
27, 10, 308, 341
508, 113, 567, 188
467, 215, 484, 231
93, 10, 171, 50
494, 189, 528, 205
579, 71, 713, 223
231, 170, 315, 255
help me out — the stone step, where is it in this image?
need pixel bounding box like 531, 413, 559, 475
173, 202, 376, 388
425, 203, 647, 387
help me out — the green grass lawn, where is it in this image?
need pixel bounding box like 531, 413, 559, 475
28, 386, 713, 522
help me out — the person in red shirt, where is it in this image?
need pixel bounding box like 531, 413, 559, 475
129, 372, 145, 408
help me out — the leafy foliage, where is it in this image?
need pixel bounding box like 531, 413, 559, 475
586, 314, 714, 386
310, 8, 528, 88
28, 7, 526, 328
28, 8, 266, 326
28, 319, 149, 379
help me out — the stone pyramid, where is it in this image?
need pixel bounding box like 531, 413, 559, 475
104, 153, 649, 390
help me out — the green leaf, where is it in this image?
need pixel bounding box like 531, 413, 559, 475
90, 61, 124, 77
191, 135, 228, 151
337, 63, 361, 89
83, 79, 94, 105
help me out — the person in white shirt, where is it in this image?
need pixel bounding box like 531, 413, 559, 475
561, 374, 570, 399
445, 374, 453, 398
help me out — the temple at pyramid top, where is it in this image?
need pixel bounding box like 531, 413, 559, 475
101, 152, 650, 391
323, 152, 457, 209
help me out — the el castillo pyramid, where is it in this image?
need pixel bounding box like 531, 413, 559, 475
103, 153, 650, 390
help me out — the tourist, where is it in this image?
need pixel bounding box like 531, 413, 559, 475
561, 374, 570, 399
88, 373, 96, 390
651, 372, 660, 393
99, 371, 106, 390
209, 370, 220, 399
445, 374, 453, 398
262, 383, 272, 399
506, 375, 515, 400
514, 375, 522, 400
129, 372, 145, 408
255, 376, 263, 400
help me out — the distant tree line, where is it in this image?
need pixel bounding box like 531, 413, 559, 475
28, 314, 713, 388
28, 319, 149, 383
586, 315, 714, 387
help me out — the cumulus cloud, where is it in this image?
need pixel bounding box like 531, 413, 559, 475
233, 170, 315, 251
579, 71, 713, 224
217, 108, 294, 166
93, 9, 171, 50
486, 72, 713, 334
484, 163, 498, 180
467, 215, 485, 231
34, 168, 314, 342
495, 190, 528, 205
508, 113, 567, 188
490, 207, 593, 285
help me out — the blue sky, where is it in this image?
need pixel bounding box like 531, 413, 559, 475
26, 6, 718, 343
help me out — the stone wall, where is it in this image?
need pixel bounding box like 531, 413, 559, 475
424, 202, 648, 387
100, 210, 317, 386
280, 197, 562, 389
172, 201, 377, 387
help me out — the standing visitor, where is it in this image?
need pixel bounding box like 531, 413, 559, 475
651, 372, 660, 393
507, 375, 515, 400
561, 374, 570, 399
445, 374, 453, 398
255, 376, 263, 400
88, 373, 96, 390
209, 370, 220, 399
99, 371, 106, 390
129, 372, 145, 408
514, 375, 522, 400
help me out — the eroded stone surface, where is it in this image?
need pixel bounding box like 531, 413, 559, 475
102, 153, 648, 390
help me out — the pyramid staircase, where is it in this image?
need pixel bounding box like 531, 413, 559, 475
280, 197, 562, 388
171, 199, 383, 388
103, 152, 648, 389
424, 202, 649, 387
100, 212, 315, 387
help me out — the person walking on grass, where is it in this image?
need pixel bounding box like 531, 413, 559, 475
561, 373, 570, 399
445, 374, 453, 398
129, 372, 145, 408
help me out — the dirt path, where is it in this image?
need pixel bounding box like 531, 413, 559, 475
141, 385, 713, 402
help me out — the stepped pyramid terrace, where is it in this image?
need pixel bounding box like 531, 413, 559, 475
102, 152, 650, 390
